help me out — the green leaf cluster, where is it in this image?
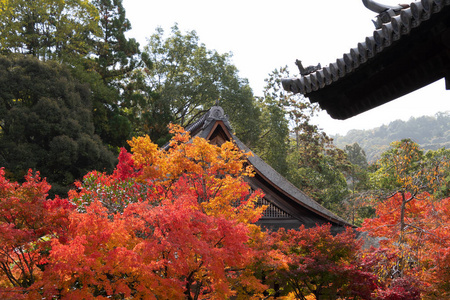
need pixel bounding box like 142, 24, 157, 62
0, 55, 116, 196
0, 0, 100, 59
129, 25, 261, 146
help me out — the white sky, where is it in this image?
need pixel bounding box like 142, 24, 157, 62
122, 0, 449, 135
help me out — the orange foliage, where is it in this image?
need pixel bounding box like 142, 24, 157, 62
1, 125, 268, 299
128, 124, 265, 224
360, 192, 450, 298
0, 169, 73, 298
265, 224, 378, 299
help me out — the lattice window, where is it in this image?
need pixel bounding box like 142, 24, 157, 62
257, 197, 292, 219
233, 188, 292, 218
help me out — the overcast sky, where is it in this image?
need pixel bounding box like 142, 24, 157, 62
122, 0, 449, 135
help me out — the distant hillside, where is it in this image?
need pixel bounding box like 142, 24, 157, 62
332, 112, 450, 163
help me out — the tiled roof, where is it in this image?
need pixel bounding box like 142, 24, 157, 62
189, 106, 351, 227
233, 137, 350, 226
282, 0, 450, 119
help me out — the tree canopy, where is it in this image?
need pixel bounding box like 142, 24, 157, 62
0, 0, 100, 60
2, 0, 450, 298
2, 126, 435, 300
0, 126, 269, 299
128, 25, 261, 146
0, 55, 116, 195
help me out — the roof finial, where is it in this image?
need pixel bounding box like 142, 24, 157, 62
202, 105, 232, 131
295, 59, 321, 76
215, 99, 220, 106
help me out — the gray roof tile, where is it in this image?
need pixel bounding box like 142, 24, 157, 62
282, 0, 450, 98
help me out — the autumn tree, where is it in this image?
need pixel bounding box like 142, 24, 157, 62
264, 224, 377, 299
359, 140, 450, 298
35, 187, 265, 299
8, 125, 268, 299
70, 124, 266, 224
262, 221, 423, 299
358, 192, 450, 299
0, 169, 73, 297
368, 139, 449, 246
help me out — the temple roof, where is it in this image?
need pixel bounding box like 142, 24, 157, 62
282, 0, 450, 119
185, 106, 351, 230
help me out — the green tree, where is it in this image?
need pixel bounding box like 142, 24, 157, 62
345, 142, 368, 169
253, 97, 289, 176
91, 0, 140, 85
69, 59, 133, 149
343, 143, 372, 225
371, 139, 424, 193
424, 147, 450, 198
249, 68, 293, 176
261, 67, 350, 211
82, 0, 141, 148
0, 0, 141, 149
0, 0, 100, 60
137, 25, 260, 145
0, 55, 116, 195
287, 141, 350, 212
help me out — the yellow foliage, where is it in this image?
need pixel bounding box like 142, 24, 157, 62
277, 292, 316, 300
128, 124, 266, 224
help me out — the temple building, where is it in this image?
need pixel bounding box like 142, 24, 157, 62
282, 0, 450, 119
182, 105, 351, 233
163, 0, 450, 233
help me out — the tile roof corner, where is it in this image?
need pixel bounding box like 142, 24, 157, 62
282, 0, 450, 101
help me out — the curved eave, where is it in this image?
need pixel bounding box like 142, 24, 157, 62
282, 0, 450, 119
232, 135, 353, 227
